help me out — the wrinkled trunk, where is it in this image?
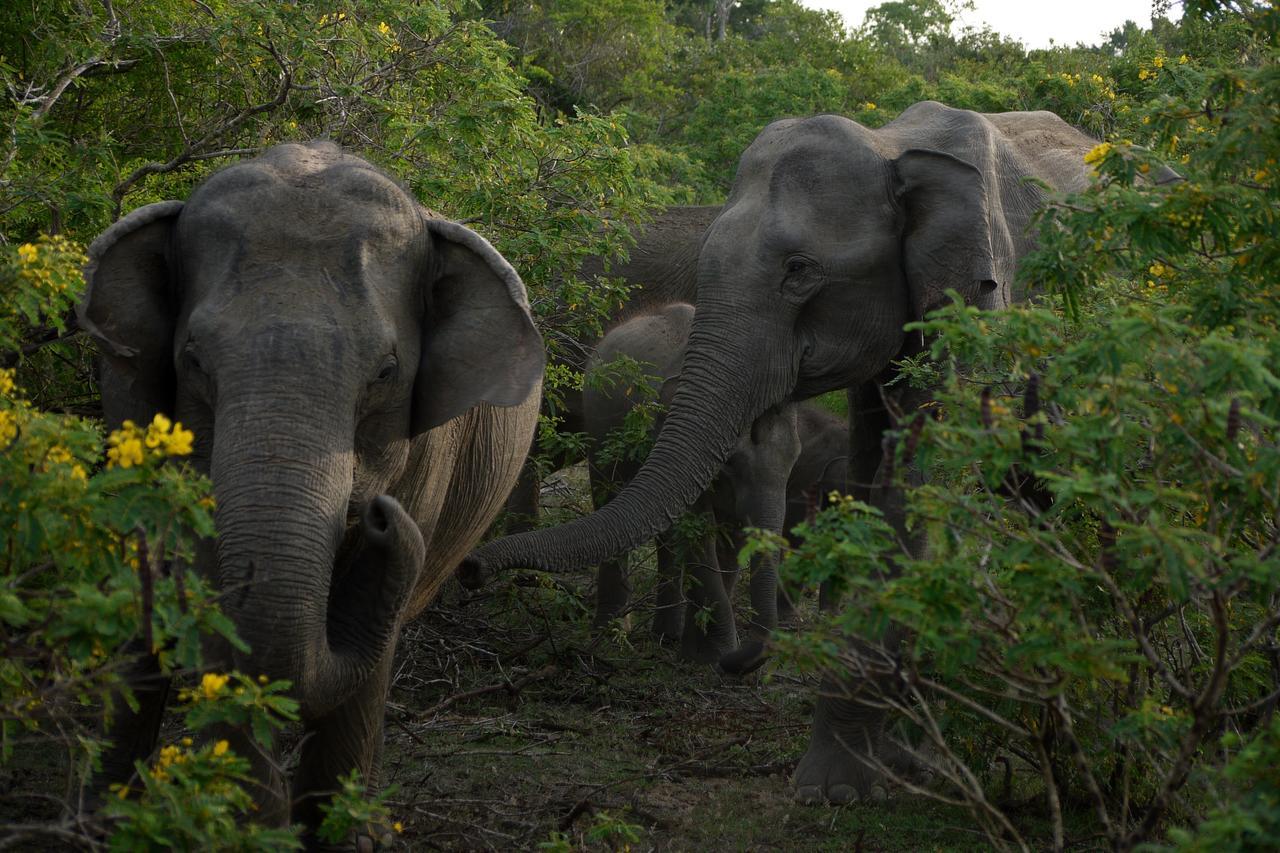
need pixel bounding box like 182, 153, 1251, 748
466, 309, 796, 578
210, 393, 421, 719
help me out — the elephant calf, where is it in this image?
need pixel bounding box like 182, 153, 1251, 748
585, 303, 848, 671
79, 142, 543, 842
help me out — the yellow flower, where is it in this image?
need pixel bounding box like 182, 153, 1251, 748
863, 102, 876, 110
1138, 68, 1151, 80
0, 369, 15, 396
1149, 262, 1168, 277
378, 21, 392, 36
16, 243, 37, 264
1153, 55, 1164, 68
1090, 74, 1104, 85
213, 739, 230, 757
145, 413, 171, 448
201, 672, 230, 700
393, 822, 404, 834
1178, 54, 1189, 64
107, 436, 144, 469
166, 424, 194, 456
1083, 142, 1113, 166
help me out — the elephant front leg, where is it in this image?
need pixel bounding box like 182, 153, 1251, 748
90, 646, 171, 807
594, 553, 632, 630
793, 676, 909, 805
679, 525, 738, 664
651, 531, 684, 642
719, 542, 779, 675
292, 653, 394, 850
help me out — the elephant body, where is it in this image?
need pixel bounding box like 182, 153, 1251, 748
585, 303, 855, 670
584, 303, 801, 665
80, 142, 543, 837
467, 102, 1102, 802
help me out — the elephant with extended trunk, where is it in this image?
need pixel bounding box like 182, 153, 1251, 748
464, 102, 1103, 803
79, 142, 543, 839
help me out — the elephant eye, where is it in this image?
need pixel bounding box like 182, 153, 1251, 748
374, 357, 399, 384
785, 257, 809, 275
182, 347, 205, 374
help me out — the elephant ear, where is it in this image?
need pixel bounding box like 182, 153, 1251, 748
892, 149, 1012, 320
414, 217, 545, 433
77, 201, 184, 427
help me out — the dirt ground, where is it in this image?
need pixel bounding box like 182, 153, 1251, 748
378, 559, 996, 852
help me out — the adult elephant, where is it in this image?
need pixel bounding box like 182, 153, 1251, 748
464, 102, 1104, 803
79, 142, 543, 839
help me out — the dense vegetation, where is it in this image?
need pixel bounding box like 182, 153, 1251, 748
1, 0, 1275, 848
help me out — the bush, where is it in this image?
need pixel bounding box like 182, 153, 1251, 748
770, 2, 1279, 849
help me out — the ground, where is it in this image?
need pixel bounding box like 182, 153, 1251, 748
379, 560, 996, 851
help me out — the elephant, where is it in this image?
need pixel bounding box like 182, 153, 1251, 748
77, 141, 544, 840
503, 205, 721, 532
463, 102, 1115, 804
584, 303, 802, 666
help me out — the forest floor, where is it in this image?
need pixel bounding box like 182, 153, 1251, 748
381, 465, 1019, 851
383, 575, 1000, 852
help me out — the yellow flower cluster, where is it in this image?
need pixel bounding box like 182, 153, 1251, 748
107, 414, 194, 468
201, 672, 230, 700
0, 410, 15, 448
1083, 142, 1113, 166
11, 237, 85, 294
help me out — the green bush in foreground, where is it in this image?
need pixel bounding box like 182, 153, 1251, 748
767, 2, 1279, 850
0, 240, 387, 850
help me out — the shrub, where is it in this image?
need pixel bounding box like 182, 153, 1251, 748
770, 2, 1279, 849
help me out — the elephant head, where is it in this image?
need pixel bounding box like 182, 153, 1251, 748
79, 142, 543, 717
465, 104, 1061, 578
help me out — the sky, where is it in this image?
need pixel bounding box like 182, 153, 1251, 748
799, 1, 1171, 49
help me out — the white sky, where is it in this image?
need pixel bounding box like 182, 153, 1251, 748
800, 1, 1175, 49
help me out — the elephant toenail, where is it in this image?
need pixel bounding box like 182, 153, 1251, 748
827, 783, 857, 804
869, 784, 888, 801
795, 785, 824, 805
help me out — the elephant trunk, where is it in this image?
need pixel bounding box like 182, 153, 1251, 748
463, 307, 795, 579
210, 398, 423, 720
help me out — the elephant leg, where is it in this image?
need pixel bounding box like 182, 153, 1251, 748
793, 663, 924, 804
795, 382, 930, 803
651, 530, 684, 642
502, 458, 541, 534
589, 454, 634, 629
720, 544, 779, 674
90, 646, 171, 806
293, 652, 395, 848
594, 552, 632, 629
680, 526, 738, 664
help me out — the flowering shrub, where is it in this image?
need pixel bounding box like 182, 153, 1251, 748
0, 239, 395, 848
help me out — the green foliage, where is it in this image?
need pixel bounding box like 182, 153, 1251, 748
104, 738, 301, 852
316, 770, 399, 847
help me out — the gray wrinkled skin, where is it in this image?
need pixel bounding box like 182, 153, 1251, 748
79, 142, 543, 839
467, 102, 1097, 803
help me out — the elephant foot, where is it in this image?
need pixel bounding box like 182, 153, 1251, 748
651, 603, 684, 643
793, 699, 927, 805
719, 638, 767, 675
680, 620, 737, 665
